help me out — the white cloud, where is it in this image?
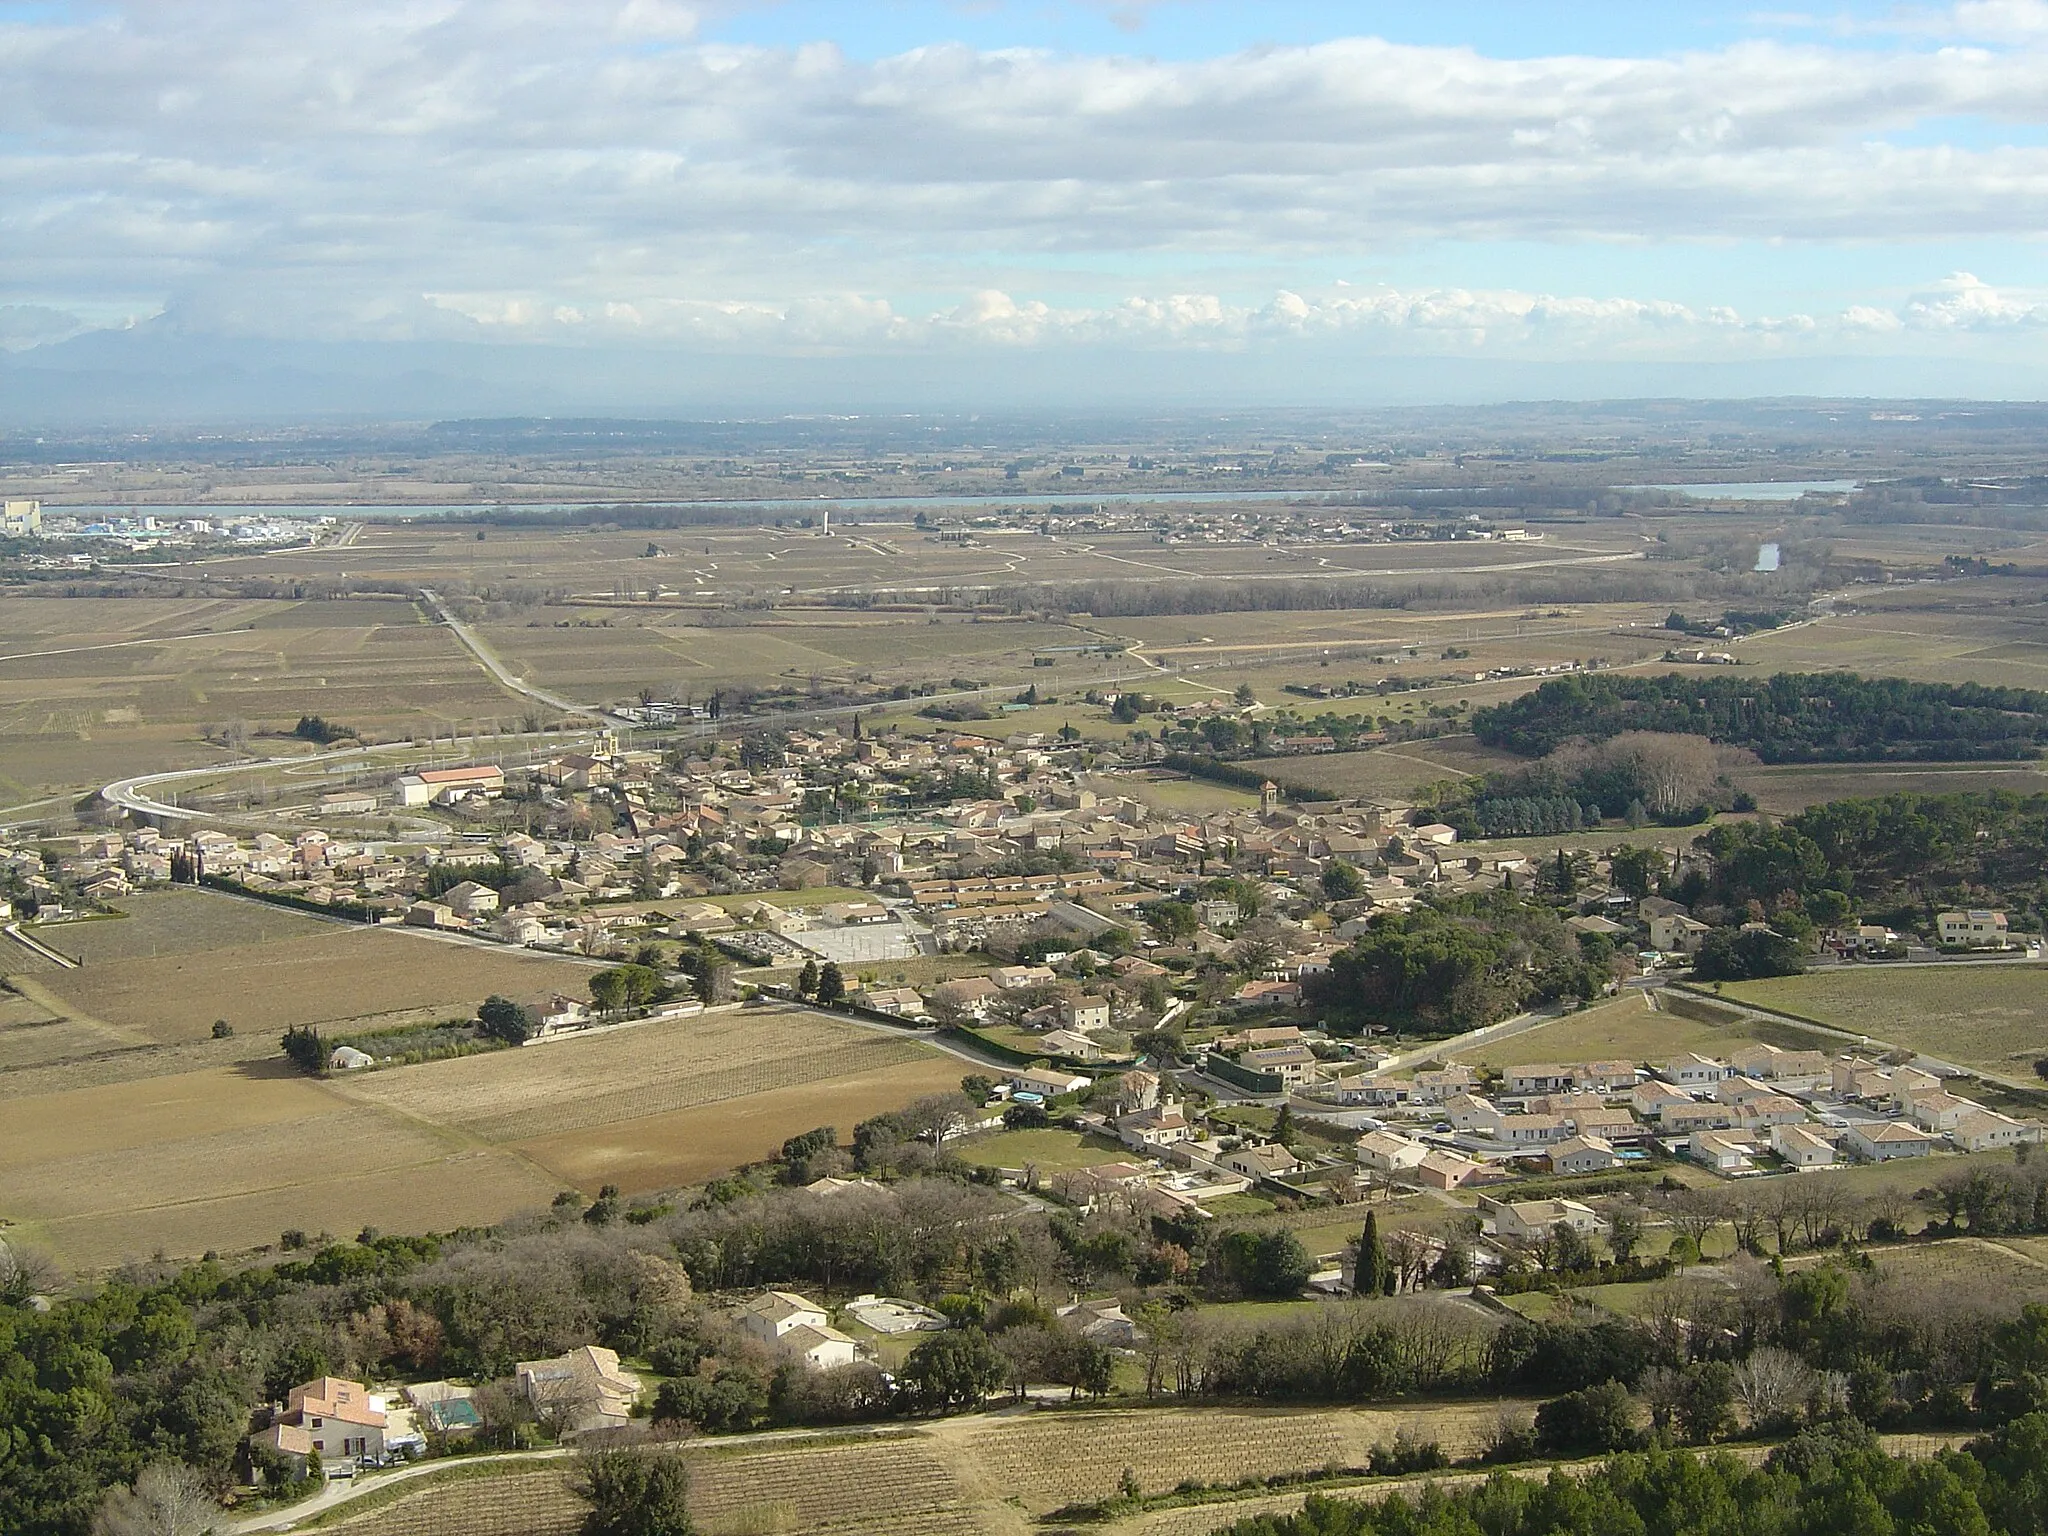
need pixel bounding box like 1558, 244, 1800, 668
2, 3, 2047, 362
1903, 270, 2048, 325
413, 279, 1938, 358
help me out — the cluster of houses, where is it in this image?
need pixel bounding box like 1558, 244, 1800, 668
1321, 1039, 2042, 1188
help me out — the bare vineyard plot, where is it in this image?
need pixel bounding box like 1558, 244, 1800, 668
331, 1007, 933, 1142
39, 919, 596, 1043
1722, 966, 2048, 1078
0, 1071, 557, 1268
512, 1053, 969, 1193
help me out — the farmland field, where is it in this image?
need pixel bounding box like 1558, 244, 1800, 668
316, 1400, 1545, 1536
511, 1050, 970, 1191
1247, 736, 1524, 802
1732, 762, 2048, 815
1721, 965, 2048, 1077
332, 1005, 935, 1142
29, 889, 599, 1043
0, 592, 516, 802
1460, 993, 1828, 1070
0, 972, 968, 1261
0, 1062, 560, 1268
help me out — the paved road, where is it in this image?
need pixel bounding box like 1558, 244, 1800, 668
98, 727, 600, 823
2, 922, 80, 968
420, 587, 624, 722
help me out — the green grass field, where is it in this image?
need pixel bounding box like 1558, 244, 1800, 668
1722, 965, 2048, 1078
952, 1127, 1131, 1170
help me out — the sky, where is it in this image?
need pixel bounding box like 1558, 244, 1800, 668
3, 0, 2048, 414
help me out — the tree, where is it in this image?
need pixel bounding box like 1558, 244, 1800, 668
797, 959, 820, 996
961, 1074, 996, 1103
1693, 926, 1806, 981
572, 1446, 695, 1536
903, 1327, 1004, 1412
815, 962, 847, 1006
1606, 1202, 1644, 1265
90, 1463, 220, 1536
280, 1025, 324, 1075
1272, 1104, 1296, 1146
1733, 1347, 1816, 1433
1321, 860, 1366, 902
0, 1241, 59, 1306
590, 963, 663, 1015
1534, 1381, 1638, 1455
1142, 901, 1198, 944
1609, 845, 1662, 901
1212, 1229, 1311, 1299
1675, 1360, 1736, 1444
1355, 1211, 1390, 1298
1234, 682, 1257, 707
477, 995, 535, 1045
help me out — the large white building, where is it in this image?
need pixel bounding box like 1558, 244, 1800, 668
395, 764, 506, 807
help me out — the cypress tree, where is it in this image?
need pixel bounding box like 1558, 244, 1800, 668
1356, 1210, 1388, 1297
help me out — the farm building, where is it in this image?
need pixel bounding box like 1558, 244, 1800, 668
395, 764, 506, 807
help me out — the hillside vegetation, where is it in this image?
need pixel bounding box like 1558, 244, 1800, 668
1474, 672, 2048, 762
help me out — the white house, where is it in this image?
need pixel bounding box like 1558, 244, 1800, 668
1737, 1094, 1807, 1131
1224, 1142, 1302, 1180
441, 880, 500, 917
1503, 1063, 1577, 1097
1355, 1129, 1430, 1174
1632, 1081, 1694, 1120
1846, 1120, 1939, 1162
1117, 1097, 1195, 1150
1937, 909, 2011, 949
1772, 1123, 1837, 1168
1445, 1092, 1505, 1134
1482, 1196, 1601, 1242
1689, 1129, 1753, 1173
395, 764, 505, 807
1950, 1109, 2040, 1153
737, 1291, 830, 1345
1903, 1090, 1973, 1133
1496, 1113, 1569, 1147
1011, 1066, 1089, 1099
1649, 912, 1712, 955
1058, 995, 1113, 1032
1659, 1053, 1729, 1088
1243, 1043, 1320, 1087
778, 1322, 860, 1369
1548, 1134, 1619, 1175
249, 1377, 388, 1467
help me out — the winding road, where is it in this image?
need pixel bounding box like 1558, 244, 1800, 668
419, 588, 627, 723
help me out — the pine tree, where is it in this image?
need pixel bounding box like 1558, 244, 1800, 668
1356, 1210, 1388, 1298
815, 962, 846, 1006
797, 959, 820, 996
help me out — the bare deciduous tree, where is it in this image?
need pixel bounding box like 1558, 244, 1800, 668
90, 1463, 220, 1536
1733, 1346, 1815, 1430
